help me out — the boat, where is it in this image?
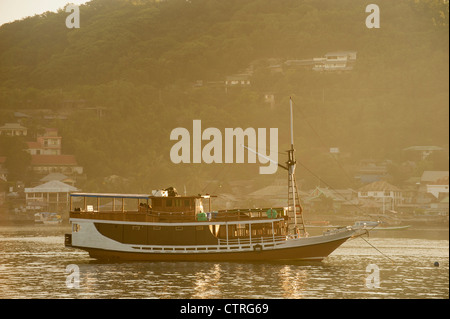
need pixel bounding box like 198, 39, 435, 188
64, 98, 360, 261
374, 225, 411, 231
34, 212, 62, 225
353, 220, 411, 231
353, 220, 380, 229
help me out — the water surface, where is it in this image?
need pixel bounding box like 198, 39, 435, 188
0, 224, 448, 299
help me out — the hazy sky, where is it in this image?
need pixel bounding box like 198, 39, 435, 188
0, 0, 91, 26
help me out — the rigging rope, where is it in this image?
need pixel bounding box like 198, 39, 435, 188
352, 229, 396, 263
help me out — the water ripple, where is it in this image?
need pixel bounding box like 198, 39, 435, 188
0, 225, 448, 299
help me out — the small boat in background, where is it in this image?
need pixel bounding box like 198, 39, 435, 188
353, 221, 380, 229
353, 220, 411, 231
34, 212, 62, 225
373, 224, 412, 231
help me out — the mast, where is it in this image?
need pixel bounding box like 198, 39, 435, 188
289, 97, 297, 227
241, 97, 306, 237
287, 97, 306, 237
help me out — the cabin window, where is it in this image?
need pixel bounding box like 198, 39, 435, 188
235, 224, 247, 237
175, 226, 183, 231
153, 198, 162, 207
153, 226, 161, 231
184, 199, 191, 207
196, 226, 203, 231
176, 199, 186, 207
166, 199, 173, 207
72, 223, 80, 232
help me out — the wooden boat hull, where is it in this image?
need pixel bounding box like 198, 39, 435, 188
80, 237, 349, 262
68, 222, 355, 262
67, 202, 357, 262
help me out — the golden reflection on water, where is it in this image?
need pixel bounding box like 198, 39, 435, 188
193, 263, 222, 298
279, 265, 308, 298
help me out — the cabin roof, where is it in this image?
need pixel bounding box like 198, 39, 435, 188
70, 192, 205, 199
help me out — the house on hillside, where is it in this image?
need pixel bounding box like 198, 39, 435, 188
225, 74, 251, 87
248, 184, 292, 208
420, 171, 449, 199
24, 180, 79, 213
429, 195, 449, 215
354, 159, 390, 184
358, 181, 403, 212
247, 180, 310, 209
30, 155, 83, 177
308, 187, 358, 213
26, 128, 62, 155
0, 123, 27, 136
313, 51, 357, 72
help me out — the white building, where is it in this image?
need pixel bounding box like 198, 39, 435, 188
0, 123, 27, 136
26, 128, 62, 155
421, 171, 449, 199
313, 51, 357, 72
358, 181, 403, 212
25, 180, 79, 212
225, 74, 251, 86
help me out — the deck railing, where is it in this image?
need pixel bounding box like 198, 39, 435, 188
70, 207, 286, 223
218, 235, 286, 246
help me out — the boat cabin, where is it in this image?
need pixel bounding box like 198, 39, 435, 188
68, 192, 288, 248
69, 192, 286, 230
69, 192, 211, 222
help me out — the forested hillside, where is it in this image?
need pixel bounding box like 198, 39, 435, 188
0, 0, 448, 193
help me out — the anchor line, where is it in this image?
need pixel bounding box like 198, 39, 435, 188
351, 229, 396, 263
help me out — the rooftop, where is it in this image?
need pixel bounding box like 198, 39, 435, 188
31, 155, 78, 166
421, 171, 449, 183
40, 173, 70, 182
0, 123, 27, 130
25, 180, 79, 193
70, 192, 205, 199
358, 181, 401, 192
